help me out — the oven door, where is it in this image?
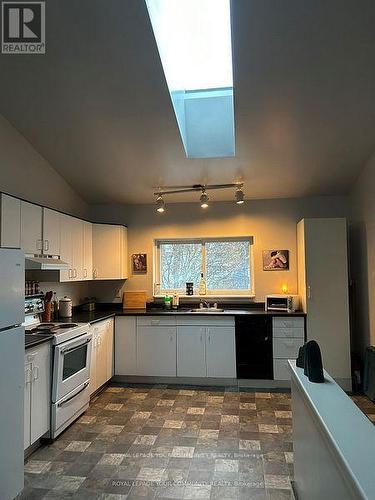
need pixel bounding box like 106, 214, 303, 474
52, 331, 92, 403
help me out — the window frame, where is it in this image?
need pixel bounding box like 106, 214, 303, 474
153, 236, 254, 297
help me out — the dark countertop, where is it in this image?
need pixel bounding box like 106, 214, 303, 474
25, 333, 53, 350
70, 307, 306, 325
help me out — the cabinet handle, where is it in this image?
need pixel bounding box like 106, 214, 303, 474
32, 366, 39, 381
307, 285, 312, 299
83, 268, 87, 278
93, 269, 97, 279
36, 239, 43, 251
151, 320, 160, 325
25, 368, 32, 384
207, 329, 211, 343
170, 334, 173, 342
44, 240, 49, 252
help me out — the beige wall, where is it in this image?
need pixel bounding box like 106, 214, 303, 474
0, 114, 88, 218
350, 153, 375, 356
91, 195, 349, 303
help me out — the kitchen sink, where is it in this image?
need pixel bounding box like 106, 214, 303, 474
189, 308, 225, 313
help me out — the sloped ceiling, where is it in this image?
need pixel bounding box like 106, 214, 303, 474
0, 0, 374, 204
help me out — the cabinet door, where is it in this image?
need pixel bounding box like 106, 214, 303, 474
90, 330, 97, 395
1, 194, 21, 248
92, 224, 121, 279
120, 226, 128, 279
95, 326, 108, 389
71, 218, 84, 281
43, 208, 60, 256
105, 319, 114, 381
137, 326, 176, 376
303, 218, 351, 381
83, 221, 93, 280
115, 317, 137, 375
20, 201, 42, 254
30, 343, 51, 444
24, 361, 32, 450
60, 214, 73, 282
206, 327, 236, 378
177, 326, 206, 377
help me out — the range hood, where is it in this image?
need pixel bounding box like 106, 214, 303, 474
25, 256, 68, 271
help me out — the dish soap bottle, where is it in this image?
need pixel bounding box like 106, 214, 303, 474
199, 272, 206, 295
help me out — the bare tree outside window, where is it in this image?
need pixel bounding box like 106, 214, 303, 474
157, 238, 253, 295
206, 240, 250, 290
160, 242, 201, 290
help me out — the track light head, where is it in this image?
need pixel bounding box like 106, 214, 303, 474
156, 194, 165, 213
200, 190, 209, 208
235, 185, 245, 204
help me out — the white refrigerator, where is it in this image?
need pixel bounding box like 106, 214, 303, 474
0, 249, 24, 500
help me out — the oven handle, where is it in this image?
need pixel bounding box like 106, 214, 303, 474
57, 381, 90, 407
60, 337, 91, 355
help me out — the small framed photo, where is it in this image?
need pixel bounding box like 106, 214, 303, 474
132, 253, 147, 273
263, 250, 289, 271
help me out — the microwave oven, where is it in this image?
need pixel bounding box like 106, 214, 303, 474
266, 294, 300, 312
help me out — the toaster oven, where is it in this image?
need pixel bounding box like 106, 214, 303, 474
266, 294, 300, 312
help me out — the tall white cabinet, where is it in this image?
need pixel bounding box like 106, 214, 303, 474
92, 224, 128, 280
297, 218, 351, 389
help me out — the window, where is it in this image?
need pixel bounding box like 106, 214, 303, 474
145, 0, 235, 158
154, 237, 253, 296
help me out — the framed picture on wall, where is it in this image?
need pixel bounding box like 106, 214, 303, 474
263, 250, 289, 271
132, 253, 147, 273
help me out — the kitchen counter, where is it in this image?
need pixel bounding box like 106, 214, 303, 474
70, 307, 306, 325
25, 334, 53, 350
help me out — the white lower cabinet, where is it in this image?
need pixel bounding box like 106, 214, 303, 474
90, 318, 114, 395
272, 317, 305, 381
24, 343, 51, 449
137, 326, 177, 376
177, 326, 206, 377
205, 326, 236, 378
114, 316, 236, 380
115, 317, 137, 375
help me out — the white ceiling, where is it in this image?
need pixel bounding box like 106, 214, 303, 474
0, 0, 375, 204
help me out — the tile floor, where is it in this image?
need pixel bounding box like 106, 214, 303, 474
351, 394, 375, 423
22, 385, 294, 499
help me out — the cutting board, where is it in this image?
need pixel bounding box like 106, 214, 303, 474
123, 291, 147, 309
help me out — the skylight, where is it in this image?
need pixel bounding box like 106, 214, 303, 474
145, 0, 235, 158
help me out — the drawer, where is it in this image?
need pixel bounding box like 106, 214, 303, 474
273, 337, 304, 359
273, 359, 292, 380
273, 317, 305, 329
273, 327, 304, 339
176, 315, 235, 327
137, 316, 176, 327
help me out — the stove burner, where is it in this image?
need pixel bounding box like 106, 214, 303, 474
58, 323, 79, 329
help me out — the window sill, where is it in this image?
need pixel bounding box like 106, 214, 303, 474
153, 294, 256, 300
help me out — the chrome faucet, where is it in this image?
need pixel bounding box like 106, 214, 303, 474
199, 300, 218, 310
200, 299, 211, 309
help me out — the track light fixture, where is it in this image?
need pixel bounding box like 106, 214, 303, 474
155, 194, 165, 213
235, 185, 245, 204
200, 190, 209, 208
154, 182, 245, 210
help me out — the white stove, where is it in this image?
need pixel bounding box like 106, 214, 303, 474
24, 295, 92, 438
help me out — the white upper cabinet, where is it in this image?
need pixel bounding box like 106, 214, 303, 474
59, 213, 73, 282
71, 217, 84, 281
83, 221, 93, 280
42, 208, 60, 256
21, 201, 43, 255
0, 194, 21, 248
92, 224, 128, 280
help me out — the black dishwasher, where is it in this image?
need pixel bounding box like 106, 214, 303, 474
235, 316, 273, 379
